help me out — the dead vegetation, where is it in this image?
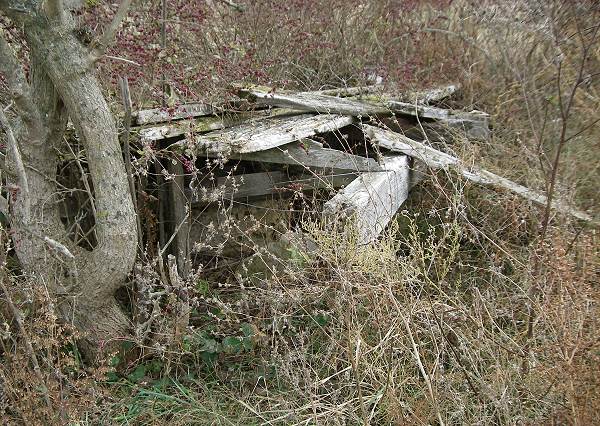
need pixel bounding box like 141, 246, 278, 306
1, 0, 599, 424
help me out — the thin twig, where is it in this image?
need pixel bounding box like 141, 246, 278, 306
89, 0, 133, 60
0, 108, 30, 222
0, 234, 52, 409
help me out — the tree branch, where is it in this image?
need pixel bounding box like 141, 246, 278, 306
0, 31, 43, 140
0, 107, 30, 222
89, 0, 132, 60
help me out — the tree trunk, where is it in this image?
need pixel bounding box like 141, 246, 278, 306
2, 10, 138, 359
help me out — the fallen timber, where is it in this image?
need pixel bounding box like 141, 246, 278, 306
190, 113, 355, 154
323, 155, 414, 244
130, 83, 593, 271
238, 86, 489, 139
364, 125, 593, 222
202, 139, 382, 173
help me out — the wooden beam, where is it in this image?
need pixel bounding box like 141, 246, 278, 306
386, 101, 490, 139
239, 87, 488, 138
309, 86, 382, 97
204, 139, 381, 172
168, 160, 191, 277
239, 88, 390, 116
191, 171, 356, 203
401, 84, 459, 104
190, 114, 355, 154
323, 155, 414, 244
137, 108, 306, 142
134, 103, 214, 125
364, 125, 594, 222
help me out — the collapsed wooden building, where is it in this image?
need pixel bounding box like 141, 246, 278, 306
130, 84, 592, 278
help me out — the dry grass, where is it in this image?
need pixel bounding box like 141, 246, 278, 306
1, 0, 599, 424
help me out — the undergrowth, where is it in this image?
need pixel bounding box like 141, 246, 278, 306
1, 0, 599, 424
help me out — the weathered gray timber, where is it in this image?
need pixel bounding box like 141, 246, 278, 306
168, 160, 190, 278
323, 155, 413, 244
401, 84, 458, 104
239, 88, 391, 116
134, 102, 214, 125
205, 139, 381, 172
192, 171, 356, 203
190, 114, 355, 154
386, 101, 490, 139
310, 86, 382, 97
364, 125, 592, 222
138, 108, 306, 142
239, 87, 489, 138
139, 117, 226, 141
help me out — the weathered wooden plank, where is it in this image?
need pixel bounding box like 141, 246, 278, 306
138, 116, 227, 141
134, 103, 214, 125
240, 88, 390, 116
309, 86, 382, 97
204, 139, 381, 172
191, 171, 356, 203
168, 160, 191, 277
364, 125, 593, 222
137, 108, 306, 142
191, 114, 356, 154
401, 84, 459, 105
240, 87, 488, 138
323, 155, 413, 244
386, 101, 490, 139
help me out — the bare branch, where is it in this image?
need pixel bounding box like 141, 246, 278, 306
89, 0, 133, 60
0, 31, 43, 138
0, 108, 30, 222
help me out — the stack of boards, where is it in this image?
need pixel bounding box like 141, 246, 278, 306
131, 84, 591, 273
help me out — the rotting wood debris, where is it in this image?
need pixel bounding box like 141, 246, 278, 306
131, 84, 594, 272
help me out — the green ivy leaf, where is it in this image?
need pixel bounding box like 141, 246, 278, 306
240, 322, 255, 337
222, 336, 243, 354
195, 279, 210, 296
127, 365, 147, 383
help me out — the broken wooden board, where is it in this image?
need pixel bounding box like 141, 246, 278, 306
240, 88, 390, 116
204, 139, 381, 172
134, 103, 214, 125
323, 155, 413, 244
191, 170, 356, 203
363, 125, 593, 222
401, 84, 459, 105
386, 101, 490, 139
239, 87, 489, 139
189, 114, 355, 154
309, 86, 382, 97
137, 108, 308, 142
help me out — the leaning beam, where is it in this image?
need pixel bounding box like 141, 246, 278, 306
322, 155, 413, 244
190, 114, 355, 154
364, 125, 593, 222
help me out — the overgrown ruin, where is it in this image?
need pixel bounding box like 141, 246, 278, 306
131, 84, 592, 279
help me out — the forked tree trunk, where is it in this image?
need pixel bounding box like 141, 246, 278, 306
1, 6, 138, 359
